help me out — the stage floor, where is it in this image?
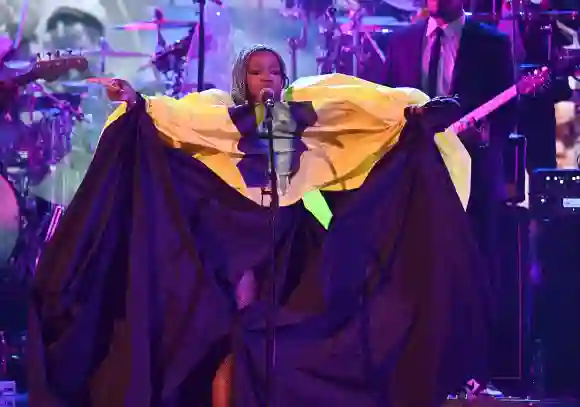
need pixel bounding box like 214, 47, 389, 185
4, 394, 579, 407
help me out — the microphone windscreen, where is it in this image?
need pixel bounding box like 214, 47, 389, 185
259, 88, 275, 104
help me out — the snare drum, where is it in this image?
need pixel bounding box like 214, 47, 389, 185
0, 173, 22, 264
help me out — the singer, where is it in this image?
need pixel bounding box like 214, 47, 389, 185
29, 45, 489, 407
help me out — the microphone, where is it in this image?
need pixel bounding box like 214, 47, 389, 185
259, 88, 276, 109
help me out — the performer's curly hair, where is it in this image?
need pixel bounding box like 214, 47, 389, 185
230, 44, 289, 106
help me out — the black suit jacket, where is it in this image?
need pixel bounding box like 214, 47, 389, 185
383, 17, 516, 203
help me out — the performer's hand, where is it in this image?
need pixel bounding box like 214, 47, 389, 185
105, 78, 137, 106
458, 118, 490, 147
405, 96, 461, 134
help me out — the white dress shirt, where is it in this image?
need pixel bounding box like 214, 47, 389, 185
421, 13, 466, 97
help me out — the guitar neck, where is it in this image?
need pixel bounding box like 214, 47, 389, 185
448, 84, 517, 134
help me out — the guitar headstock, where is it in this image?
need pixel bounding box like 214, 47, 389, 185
30, 51, 89, 83
516, 67, 551, 96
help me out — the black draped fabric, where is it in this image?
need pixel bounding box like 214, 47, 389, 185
28, 103, 489, 407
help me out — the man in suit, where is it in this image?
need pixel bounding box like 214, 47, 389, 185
383, 0, 516, 387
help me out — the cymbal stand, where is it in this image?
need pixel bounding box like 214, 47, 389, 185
32, 205, 65, 271
283, 6, 308, 82
317, 6, 341, 74
193, 0, 207, 92
350, 7, 365, 77
152, 39, 191, 98
169, 60, 186, 97
98, 37, 108, 75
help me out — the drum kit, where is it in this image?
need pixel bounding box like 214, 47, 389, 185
316, 1, 414, 82
317, 0, 580, 82
0, 52, 88, 280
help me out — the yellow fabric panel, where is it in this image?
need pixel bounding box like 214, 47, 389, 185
99, 74, 470, 210
284, 74, 471, 209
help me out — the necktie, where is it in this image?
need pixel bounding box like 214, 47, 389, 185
427, 27, 443, 97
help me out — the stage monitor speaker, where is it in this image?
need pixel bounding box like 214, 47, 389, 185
489, 206, 529, 394
531, 215, 580, 398
530, 169, 580, 219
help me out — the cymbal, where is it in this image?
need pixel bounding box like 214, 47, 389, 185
337, 15, 408, 33
83, 49, 150, 58
114, 20, 197, 31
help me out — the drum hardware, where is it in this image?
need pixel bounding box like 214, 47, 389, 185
120, 4, 212, 94
317, 6, 342, 75
32, 205, 64, 274
83, 41, 151, 60
16, 92, 82, 112
44, 205, 63, 243
348, 6, 366, 77
84, 37, 150, 79
37, 108, 74, 165
113, 19, 198, 31
14, 87, 84, 167
0, 168, 26, 266
151, 29, 195, 98
337, 15, 404, 32
0, 52, 88, 273
318, 5, 403, 79
123, 8, 196, 98
193, 0, 215, 93
282, 5, 309, 82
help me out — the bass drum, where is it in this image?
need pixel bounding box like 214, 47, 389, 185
0, 172, 22, 264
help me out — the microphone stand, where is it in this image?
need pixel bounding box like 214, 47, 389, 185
262, 98, 278, 407
193, 0, 206, 92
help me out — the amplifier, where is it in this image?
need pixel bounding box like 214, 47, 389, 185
0, 381, 15, 397
529, 169, 580, 218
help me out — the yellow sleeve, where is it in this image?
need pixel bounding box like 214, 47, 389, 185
98, 89, 249, 194
144, 90, 241, 152
286, 74, 471, 210
101, 88, 241, 152
404, 86, 471, 210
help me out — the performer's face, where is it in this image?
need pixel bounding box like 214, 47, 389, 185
245, 51, 284, 103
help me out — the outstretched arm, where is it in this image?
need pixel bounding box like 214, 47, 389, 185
286, 75, 471, 210
99, 78, 241, 152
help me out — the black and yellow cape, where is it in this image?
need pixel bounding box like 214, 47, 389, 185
29, 74, 487, 407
